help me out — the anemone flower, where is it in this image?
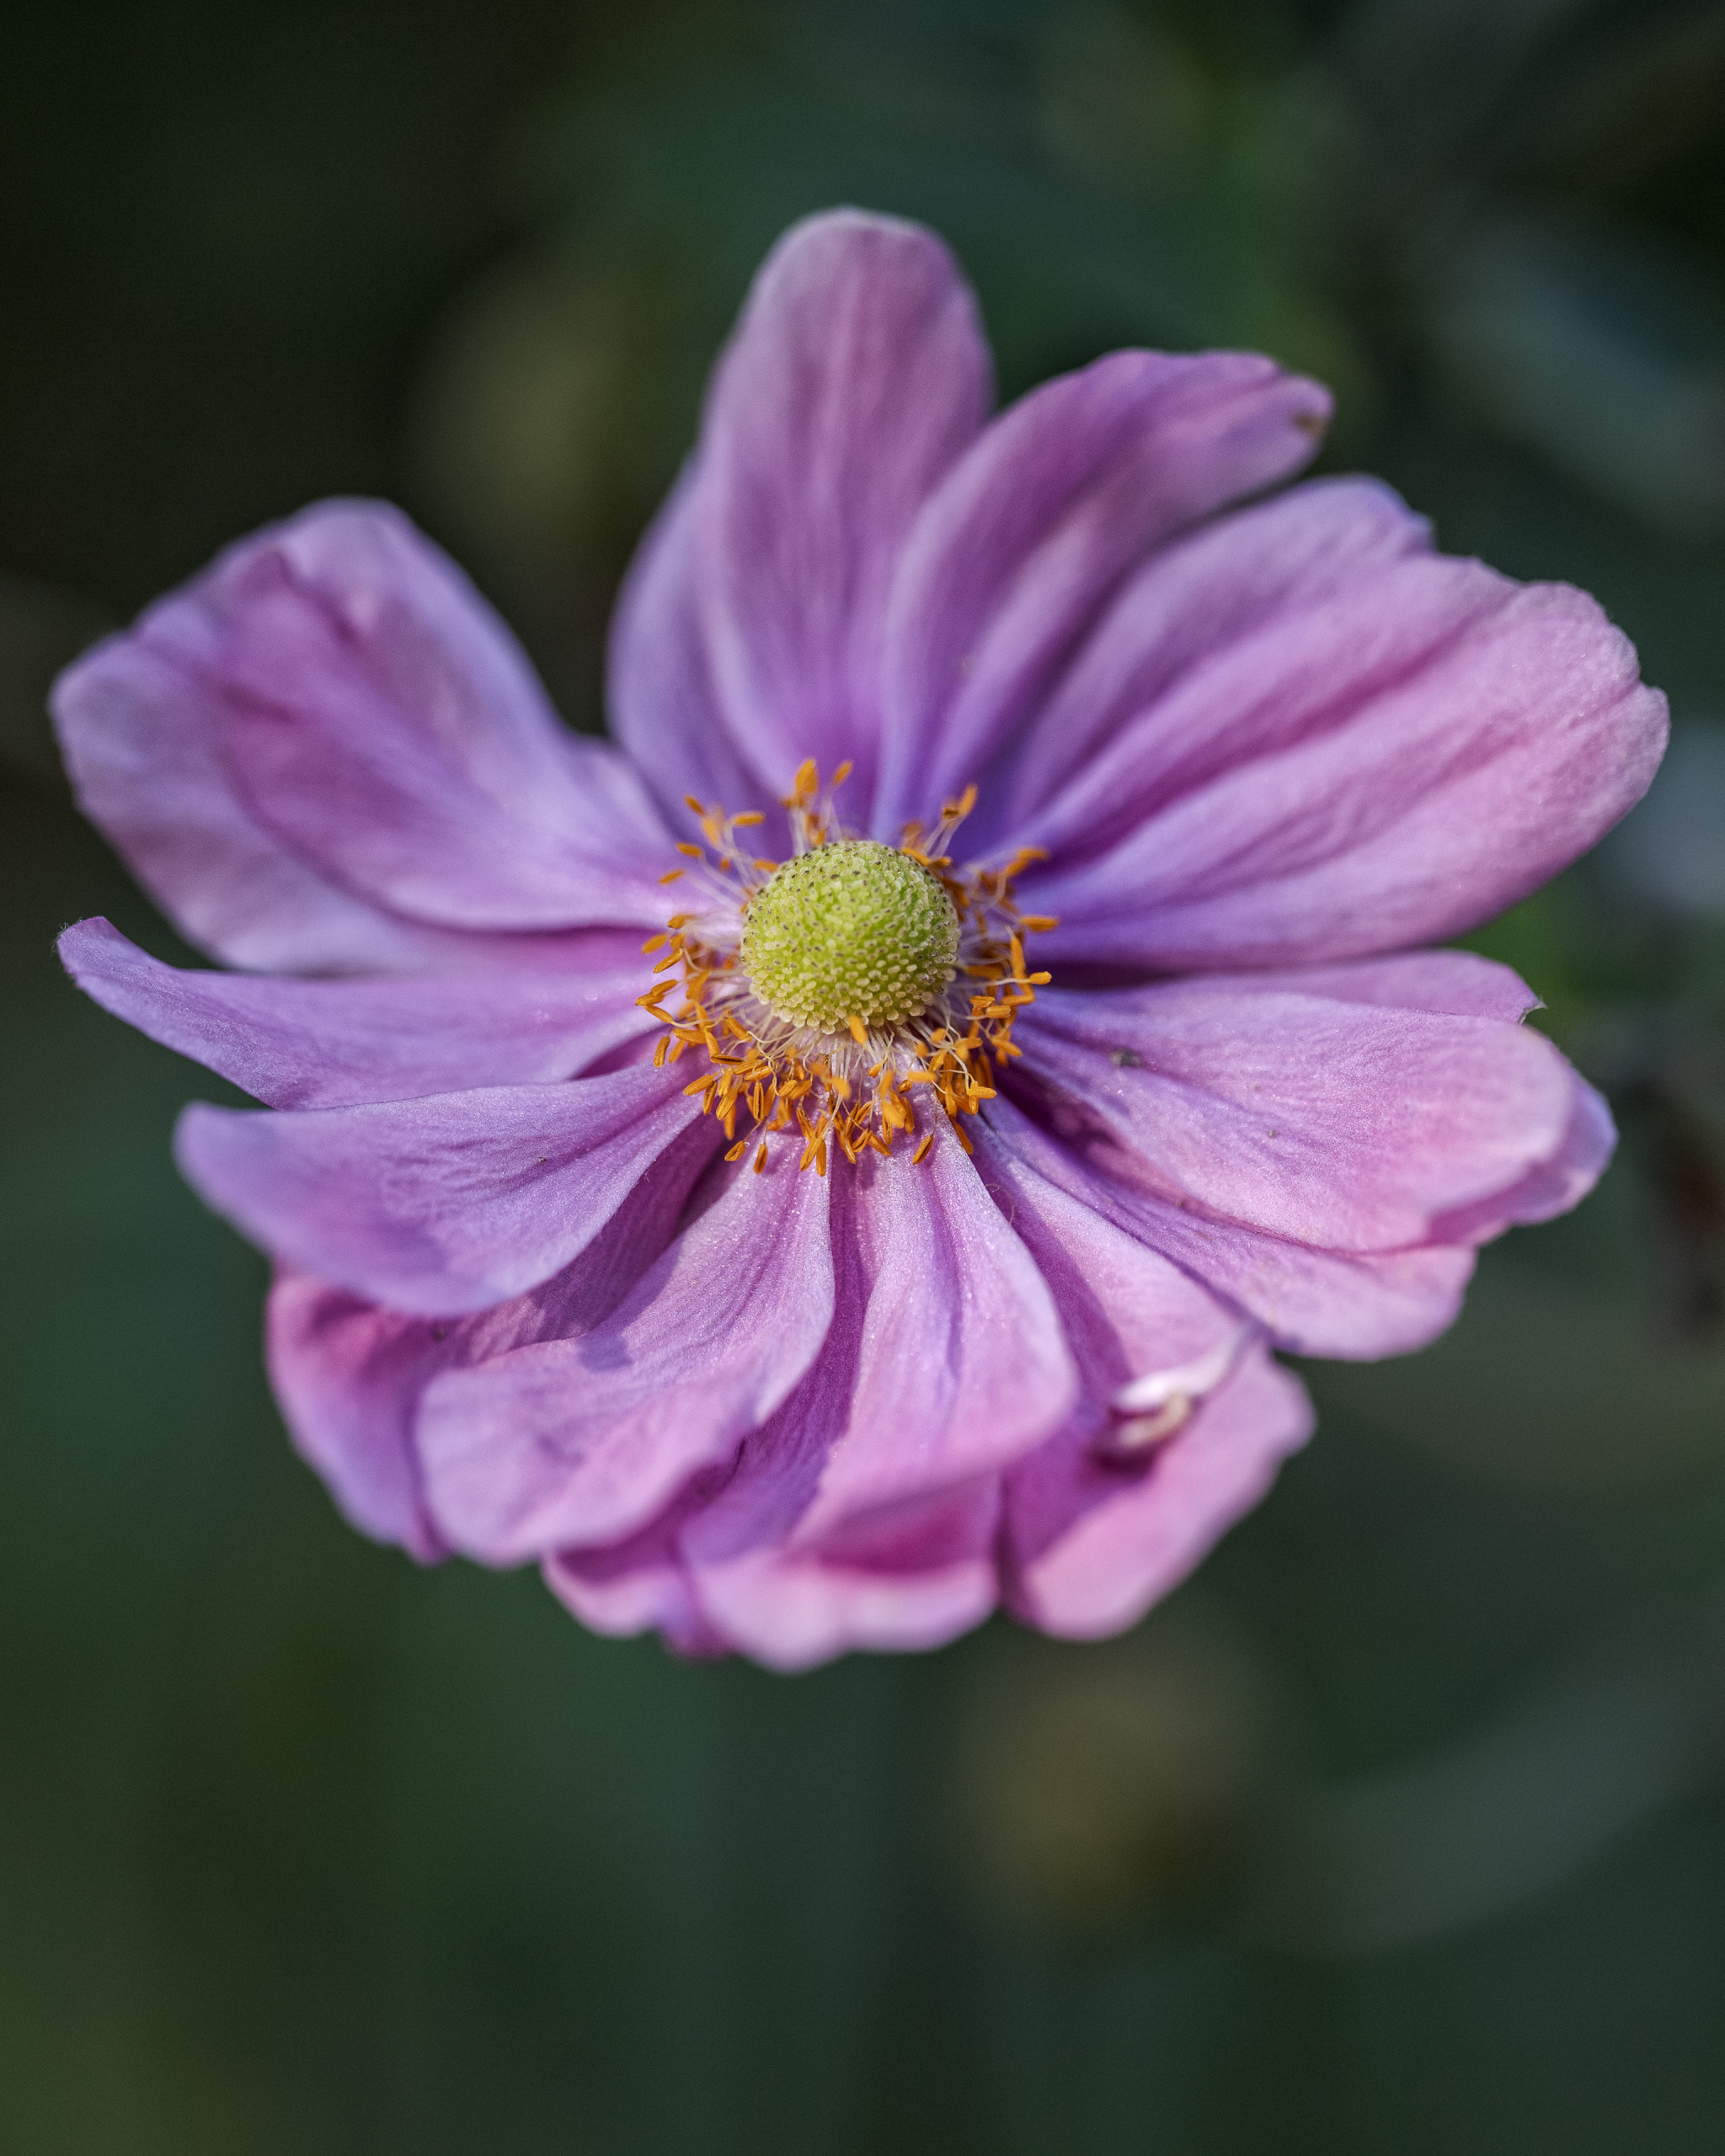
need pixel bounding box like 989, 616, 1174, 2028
55, 211, 1665, 1669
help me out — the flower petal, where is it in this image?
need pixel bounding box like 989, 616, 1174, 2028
1430, 1070, 1616, 1243
61, 916, 654, 1108
1005, 1350, 1313, 1641
264, 1119, 716, 1558
416, 1156, 834, 1561
608, 464, 778, 835
658, 1126, 1076, 1663
697, 210, 991, 804
794, 1122, 1077, 1532
515, 1123, 1076, 1668
974, 476, 1432, 845
872, 348, 1331, 834
1017, 973, 1578, 1252
1016, 543, 1505, 872
268, 1273, 454, 1561
965, 1104, 1247, 1426
94, 499, 676, 938
1222, 947, 1541, 1022
175, 1066, 704, 1315
986, 1097, 1479, 1358
542, 1490, 735, 1661
1024, 572, 1667, 970
53, 632, 491, 975
963, 1102, 1311, 1641
686, 1479, 1003, 1673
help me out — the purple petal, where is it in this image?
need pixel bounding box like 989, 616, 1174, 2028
657, 1127, 1076, 1662
416, 1157, 835, 1561
697, 211, 991, 804
61, 916, 654, 1108
965, 1106, 1246, 1423
1105, 1190, 1477, 1359
175, 1066, 702, 1315
269, 1273, 451, 1561
1224, 947, 1542, 1022
975, 477, 1432, 844
792, 1122, 1077, 1533
1005, 1350, 1313, 1641
1430, 1071, 1616, 1243
1019, 549, 1507, 867
264, 1118, 716, 1557
686, 1480, 1003, 1673
85, 499, 676, 938
543, 1490, 735, 1660
985, 1097, 1479, 1358
1199, 959, 1619, 1238
53, 632, 499, 975
1018, 974, 1578, 1251
1024, 574, 1667, 970
608, 464, 778, 836
872, 348, 1331, 834
267, 1121, 715, 1561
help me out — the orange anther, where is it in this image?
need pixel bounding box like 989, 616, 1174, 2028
911, 1133, 934, 1166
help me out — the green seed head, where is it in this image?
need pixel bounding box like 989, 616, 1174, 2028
740, 841, 960, 1033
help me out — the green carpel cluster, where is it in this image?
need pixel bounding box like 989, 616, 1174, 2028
740, 840, 960, 1032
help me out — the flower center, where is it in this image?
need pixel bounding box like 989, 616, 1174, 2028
740, 840, 960, 1032
635, 761, 1055, 1176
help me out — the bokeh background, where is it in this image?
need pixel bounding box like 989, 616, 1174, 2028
5, 1, 1725, 2148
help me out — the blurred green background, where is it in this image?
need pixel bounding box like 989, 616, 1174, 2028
5, 2, 1725, 2149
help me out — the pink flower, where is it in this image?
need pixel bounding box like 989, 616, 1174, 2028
55, 211, 1664, 1669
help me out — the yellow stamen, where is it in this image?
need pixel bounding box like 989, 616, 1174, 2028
635, 760, 1050, 1171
